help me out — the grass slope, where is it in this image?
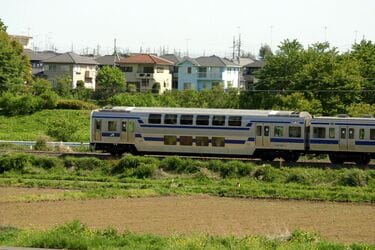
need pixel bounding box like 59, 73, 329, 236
0, 109, 91, 141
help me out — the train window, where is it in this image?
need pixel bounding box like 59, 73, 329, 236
95, 119, 101, 130
313, 127, 326, 138
196, 136, 209, 146
149, 114, 162, 124
370, 129, 375, 140
196, 115, 209, 125
359, 129, 365, 140
329, 128, 335, 138
212, 137, 225, 147
340, 128, 346, 139
256, 126, 262, 136
121, 121, 127, 132
228, 116, 242, 126
349, 128, 355, 139
274, 126, 284, 137
108, 121, 117, 131
180, 115, 193, 125
164, 135, 177, 145
212, 115, 225, 126
289, 126, 301, 138
264, 126, 270, 136
180, 136, 193, 146
164, 114, 177, 124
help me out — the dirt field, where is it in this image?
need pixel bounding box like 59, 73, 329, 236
0, 187, 374, 244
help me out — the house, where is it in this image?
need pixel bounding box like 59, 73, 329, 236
23, 49, 59, 77
116, 54, 173, 93
243, 60, 265, 90
43, 52, 98, 90
96, 54, 127, 68
177, 55, 240, 91
160, 54, 181, 90
233, 57, 255, 89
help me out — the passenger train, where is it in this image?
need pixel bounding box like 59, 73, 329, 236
90, 107, 375, 165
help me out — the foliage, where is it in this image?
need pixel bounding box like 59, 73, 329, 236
56, 99, 98, 110
0, 19, 31, 93
34, 136, 51, 151
151, 82, 160, 94
259, 43, 273, 59
96, 66, 125, 99
46, 118, 79, 141
54, 75, 72, 97
347, 103, 375, 117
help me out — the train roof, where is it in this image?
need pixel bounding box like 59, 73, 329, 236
94, 106, 311, 118
313, 116, 375, 122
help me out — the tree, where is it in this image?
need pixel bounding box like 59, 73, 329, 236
54, 75, 72, 97
96, 66, 125, 99
259, 44, 273, 59
0, 18, 31, 93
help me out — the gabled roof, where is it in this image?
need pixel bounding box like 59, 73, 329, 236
178, 55, 239, 67
116, 54, 173, 65
23, 49, 59, 61
43, 52, 98, 65
96, 54, 126, 65
160, 54, 181, 64
244, 60, 265, 68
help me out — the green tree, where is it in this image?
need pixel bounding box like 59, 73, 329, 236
54, 75, 72, 97
259, 44, 273, 59
96, 66, 125, 99
0, 18, 31, 93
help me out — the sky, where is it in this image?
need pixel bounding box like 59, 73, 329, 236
1, 0, 374, 58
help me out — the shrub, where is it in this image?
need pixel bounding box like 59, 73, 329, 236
32, 156, 62, 169
0, 153, 33, 172
46, 118, 78, 141
133, 163, 157, 178
64, 157, 106, 171
34, 136, 51, 151
339, 170, 368, 187
160, 156, 199, 173
56, 99, 97, 110
252, 165, 278, 182
111, 155, 159, 175
286, 172, 310, 185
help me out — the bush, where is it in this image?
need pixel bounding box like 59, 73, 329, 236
160, 156, 199, 174
32, 156, 62, 169
56, 99, 97, 110
0, 153, 33, 172
286, 171, 310, 185
34, 136, 51, 151
111, 155, 159, 175
46, 118, 78, 141
64, 157, 106, 171
252, 165, 278, 182
339, 170, 368, 187
133, 163, 157, 178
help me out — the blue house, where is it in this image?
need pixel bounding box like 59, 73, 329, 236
177, 55, 240, 91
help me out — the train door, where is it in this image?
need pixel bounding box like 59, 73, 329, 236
255, 124, 271, 147
94, 119, 102, 141
339, 126, 355, 151
120, 120, 135, 143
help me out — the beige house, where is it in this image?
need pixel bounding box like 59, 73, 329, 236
116, 54, 173, 93
43, 52, 98, 90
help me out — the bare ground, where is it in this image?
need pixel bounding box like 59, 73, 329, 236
0, 187, 374, 244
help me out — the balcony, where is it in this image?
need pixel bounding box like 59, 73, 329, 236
197, 72, 222, 79
136, 73, 154, 79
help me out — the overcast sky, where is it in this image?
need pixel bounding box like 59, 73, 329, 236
1, 0, 374, 57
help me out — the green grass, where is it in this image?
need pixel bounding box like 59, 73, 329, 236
0, 221, 372, 250
0, 109, 91, 141
0, 154, 374, 202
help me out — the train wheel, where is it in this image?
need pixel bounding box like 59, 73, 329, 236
260, 155, 275, 162
282, 153, 300, 163
354, 154, 371, 166
329, 154, 344, 164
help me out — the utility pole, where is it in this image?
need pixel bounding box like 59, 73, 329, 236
237, 33, 241, 59
324, 26, 327, 42
232, 36, 236, 59
354, 30, 358, 44
186, 38, 190, 57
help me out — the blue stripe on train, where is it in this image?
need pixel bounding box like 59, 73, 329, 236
310, 139, 338, 144
140, 124, 250, 130
356, 141, 375, 146
270, 138, 304, 143
101, 132, 121, 137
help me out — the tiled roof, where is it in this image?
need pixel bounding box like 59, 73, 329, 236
196, 55, 239, 67
23, 49, 59, 61
96, 54, 126, 65
160, 54, 182, 64
43, 52, 98, 65
116, 54, 173, 65
244, 60, 265, 68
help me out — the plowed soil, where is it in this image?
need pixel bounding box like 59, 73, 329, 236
0, 187, 374, 244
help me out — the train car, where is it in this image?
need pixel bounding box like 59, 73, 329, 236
90, 106, 311, 161
310, 116, 375, 164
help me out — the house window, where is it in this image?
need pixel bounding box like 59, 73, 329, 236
313, 127, 326, 138
228, 116, 242, 126
164, 114, 177, 124
180, 136, 193, 146
274, 126, 284, 137
212, 137, 225, 147
141, 79, 149, 88
164, 135, 177, 145
196, 115, 209, 125
198, 67, 207, 78
196, 136, 209, 146
124, 66, 133, 72
144, 67, 154, 73
187, 67, 192, 74
180, 115, 193, 125
157, 67, 164, 73
289, 127, 301, 138
212, 115, 225, 126
108, 121, 117, 131
149, 114, 162, 124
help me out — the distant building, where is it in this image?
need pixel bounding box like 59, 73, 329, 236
233, 57, 255, 89
160, 54, 181, 90
116, 54, 173, 93
96, 54, 127, 67
9, 35, 32, 48
43, 52, 98, 90
23, 49, 59, 76
177, 55, 240, 91
243, 60, 265, 90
